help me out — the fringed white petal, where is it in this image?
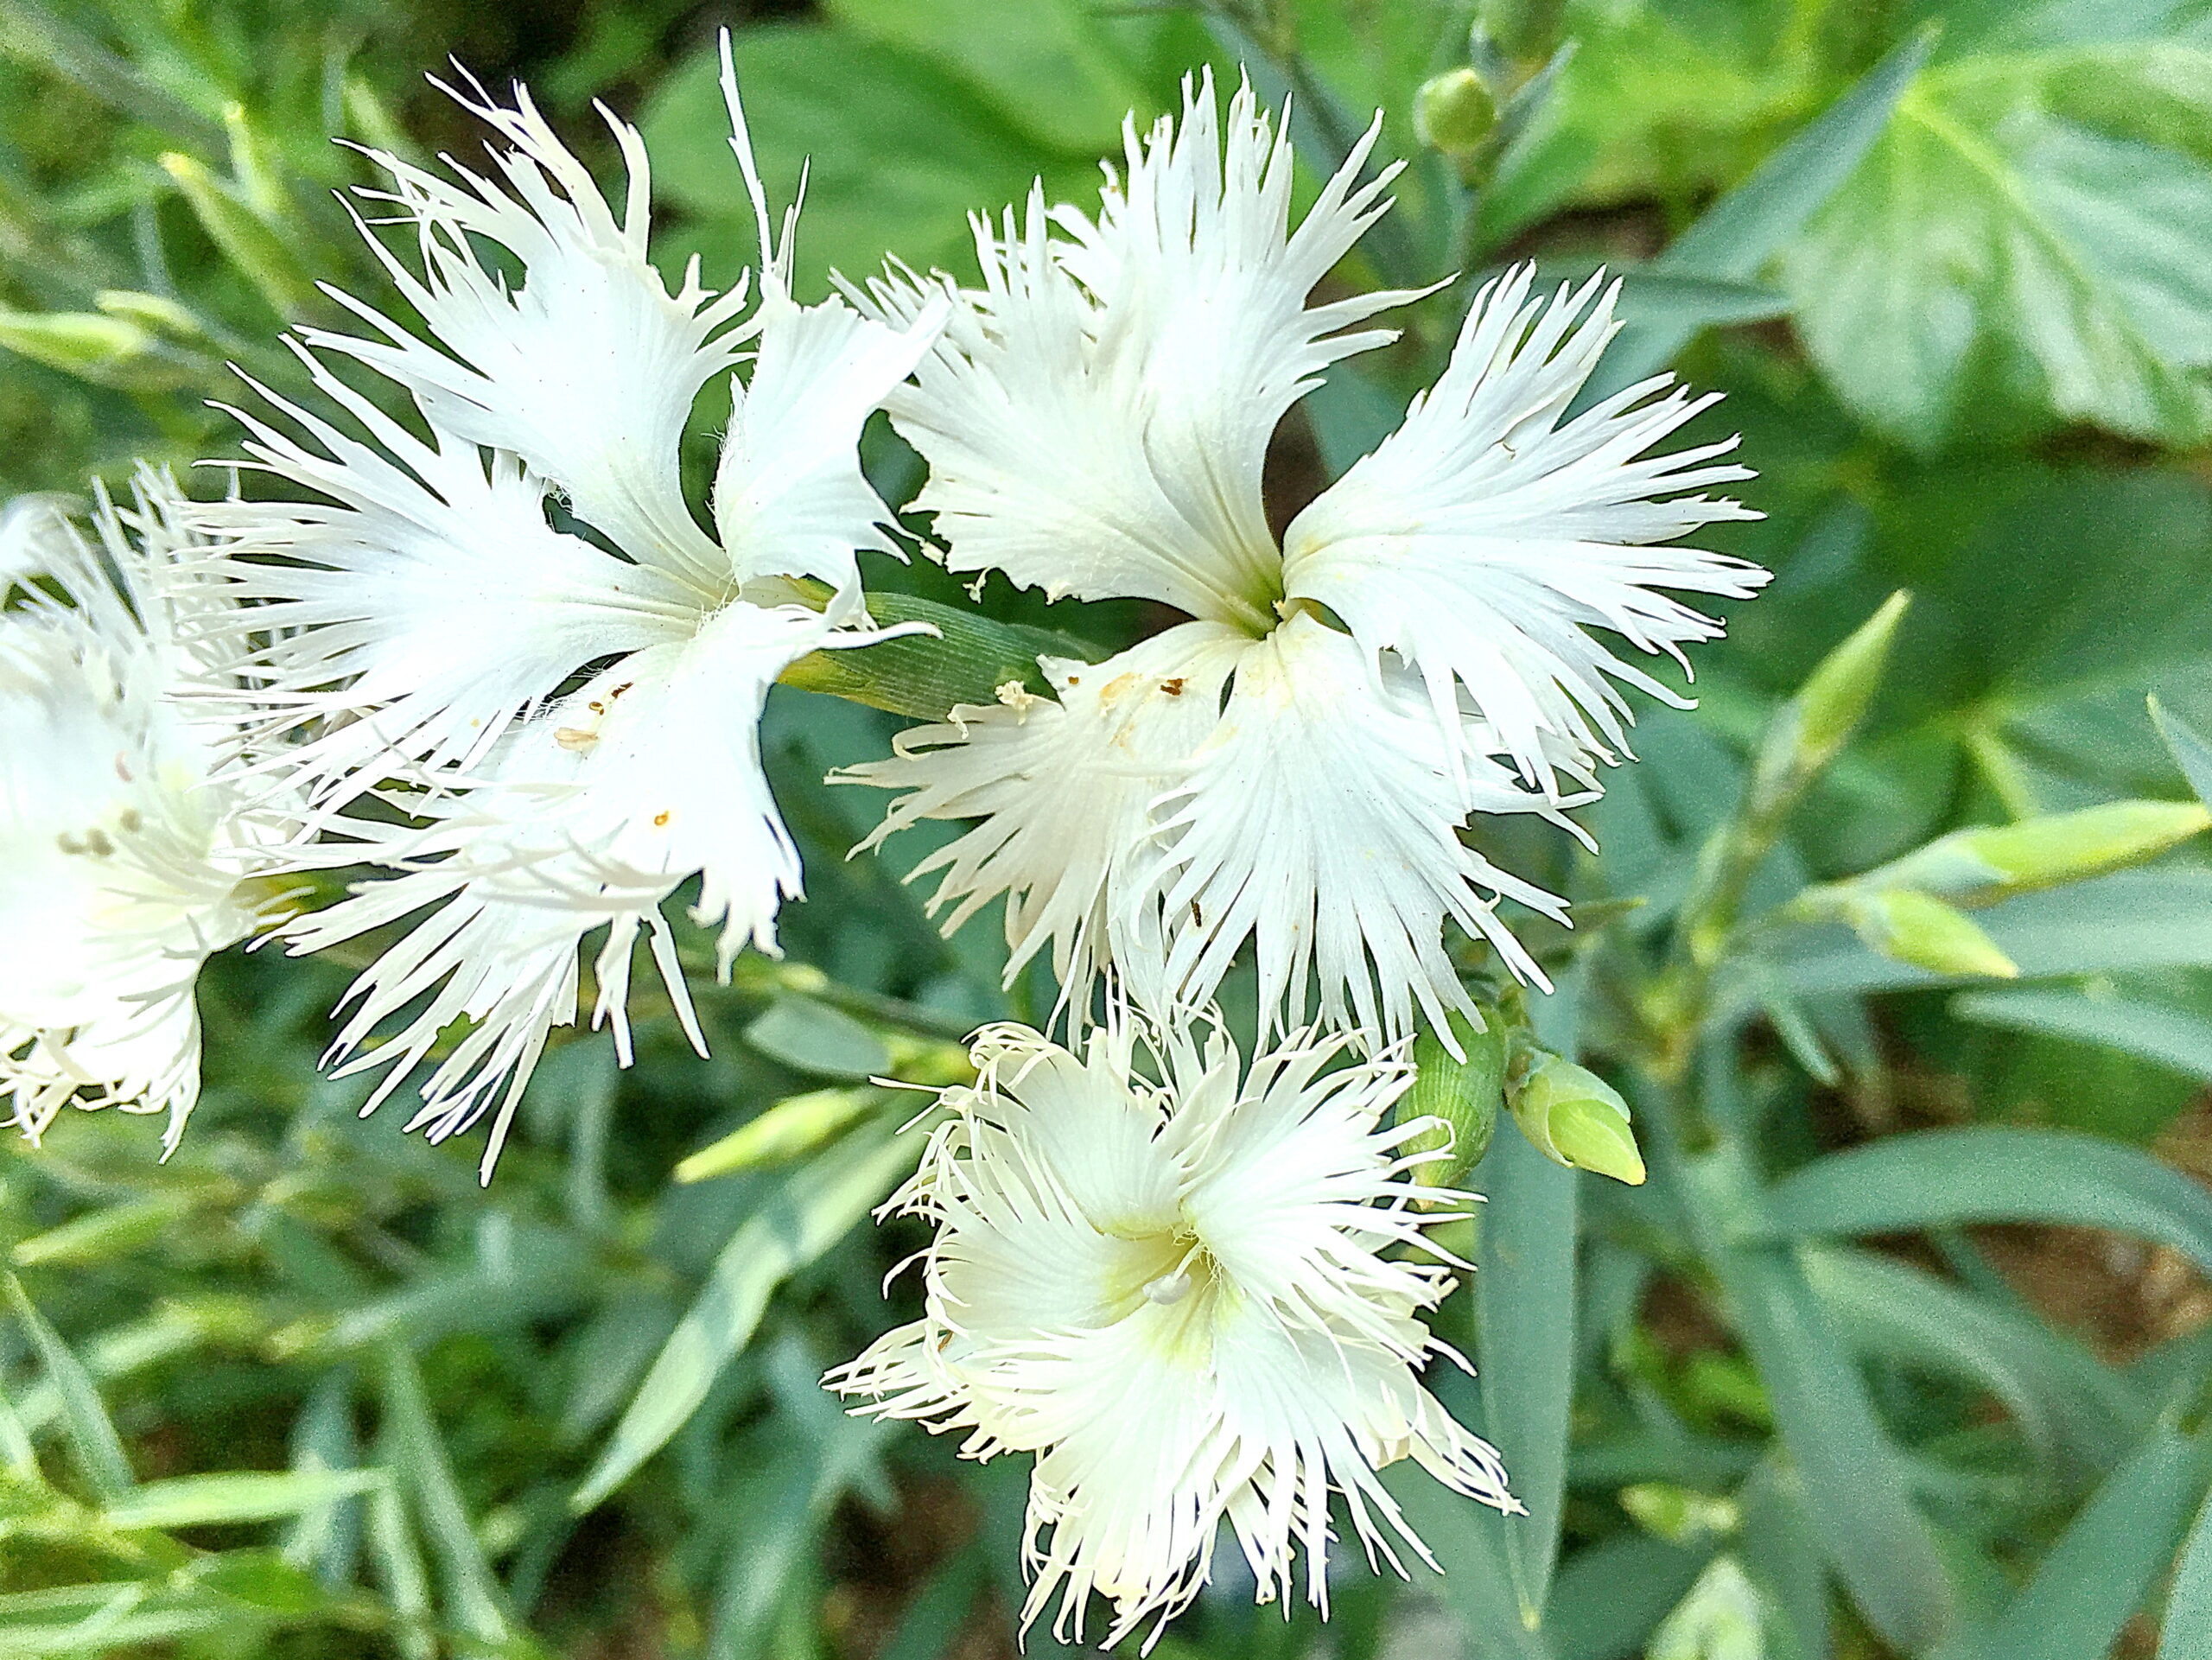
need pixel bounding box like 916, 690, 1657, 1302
1283, 266, 1767, 785
866, 70, 1414, 630
1, 478, 268, 1150
280, 601, 842, 1176
1157, 614, 1577, 1045
191, 358, 703, 811
836, 623, 1247, 1019
712, 290, 947, 610
828, 1017, 1511, 1648
303, 69, 753, 587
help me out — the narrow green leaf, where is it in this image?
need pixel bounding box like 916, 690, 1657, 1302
1474, 1129, 1579, 1623
877, 1546, 984, 1660
0, 1380, 37, 1479
1547, 1532, 1713, 1660
1591, 29, 1935, 395
1802, 1244, 2142, 1465
744, 995, 894, 1080
364, 1473, 435, 1660
283, 1367, 364, 1589
2162, 1480, 2212, 1660
1714, 1237, 1953, 1650
3, 1273, 131, 1502
10, 1193, 197, 1268
2153, 696, 2212, 811
1975, 1422, 2212, 1660
780, 591, 1096, 720
102, 1468, 385, 1531
1383, 1460, 1556, 1660
1955, 987, 2212, 1083
1758, 1127, 2212, 1275
1670, 1130, 1955, 1655
378, 1345, 513, 1648
571, 1121, 915, 1512
1752, 869, 2212, 1003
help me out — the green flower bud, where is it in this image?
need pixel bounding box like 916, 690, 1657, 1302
1750, 591, 1910, 813
0, 305, 178, 389
1843, 887, 2017, 979
161, 151, 316, 318
1864, 800, 2209, 903
1619, 1482, 1741, 1544
1400, 1008, 1508, 1204
1414, 67, 1499, 157
1510, 1053, 1647, 1185
676, 1086, 880, 1183
94, 289, 207, 340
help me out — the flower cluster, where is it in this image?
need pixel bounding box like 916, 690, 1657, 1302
0, 47, 1760, 1644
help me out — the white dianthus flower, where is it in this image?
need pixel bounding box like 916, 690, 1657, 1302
841, 72, 1764, 1041
827, 1015, 1516, 1647
191, 39, 944, 1174
1, 477, 280, 1150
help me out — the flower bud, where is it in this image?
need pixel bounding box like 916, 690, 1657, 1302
1863, 800, 2209, 903
1401, 1008, 1508, 1203
1750, 591, 1910, 812
95, 289, 207, 341
1414, 67, 1499, 158
0, 306, 178, 390
1842, 887, 2017, 979
160, 151, 316, 317
675, 1086, 879, 1183
1510, 1052, 1647, 1185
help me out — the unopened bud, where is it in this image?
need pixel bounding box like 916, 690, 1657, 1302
160, 152, 315, 318
94, 289, 207, 341
1510, 1053, 1647, 1185
0, 306, 175, 389
1402, 1008, 1508, 1204
1414, 67, 1499, 157
1751, 592, 1910, 811
1866, 800, 2209, 903
1843, 887, 2017, 979
675, 1086, 878, 1183
1619, 1482, 1740, 1544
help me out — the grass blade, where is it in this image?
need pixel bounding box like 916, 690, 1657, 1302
3, 1272, 131, 1502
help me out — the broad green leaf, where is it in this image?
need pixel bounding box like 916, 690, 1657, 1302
3, 1274, 131, 1502
1955, 986, 2212, 1083
2164, 1481, 2212, 1660
1783, 15, 2212, 446
1473, 1129, 1580, 1622
823, 0, 1171, 152
1478, 0, 1872, 252
645, 25, 1103, 297
377, 1345, 514, 1649
101, 1468, 385, 1531
1758, 1126, 2212, 1275
1590, 29, 1933, 398
571, 1121, 914, 1511
1970, 1422, 2212, 1660
1648, 1555, 1766, 1660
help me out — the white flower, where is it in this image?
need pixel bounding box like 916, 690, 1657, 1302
842, 71, 1756, 1040
826, 1016, 1516, 1647
1, 476, 277, 1150
191, 39, 944, 1174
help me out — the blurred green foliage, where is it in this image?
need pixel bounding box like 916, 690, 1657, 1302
7, 1, 2212, 1657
